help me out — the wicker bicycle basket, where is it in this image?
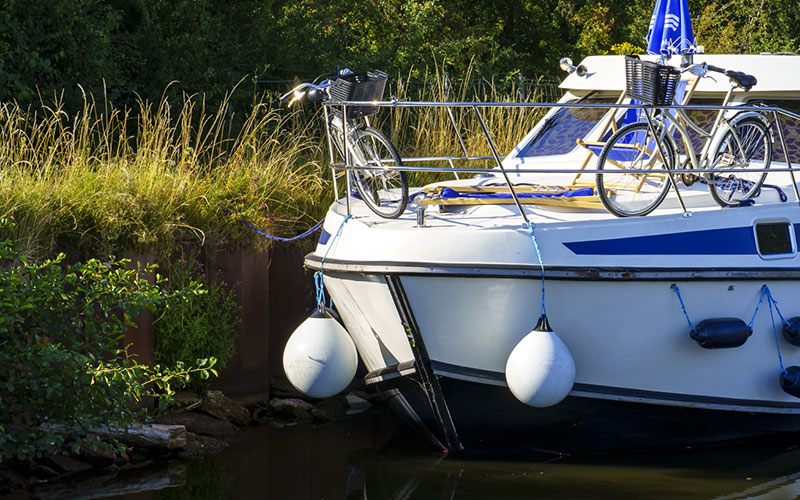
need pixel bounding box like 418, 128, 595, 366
328, 70, 388, 118
624, 56, 680, 106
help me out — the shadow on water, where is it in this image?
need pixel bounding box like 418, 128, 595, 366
36, 409, 800, 500
362, 435, 800, 500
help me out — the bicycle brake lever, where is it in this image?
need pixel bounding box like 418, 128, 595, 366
689, 64, 708, 78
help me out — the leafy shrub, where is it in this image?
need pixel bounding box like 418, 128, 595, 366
153, 257, 240, 390
0, 224, 217, 463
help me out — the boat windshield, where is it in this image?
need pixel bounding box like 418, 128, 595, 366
516, 97, 618, 158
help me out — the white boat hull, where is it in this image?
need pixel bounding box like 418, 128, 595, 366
306, 201, 800, 453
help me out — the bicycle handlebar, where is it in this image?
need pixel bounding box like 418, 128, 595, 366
279, 82, 330, 107
681, 62, 757, 91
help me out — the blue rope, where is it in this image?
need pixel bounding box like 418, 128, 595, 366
523, 220, 547, 317
218, 204, 326, 242
696, 177, 787, 204
764, 286, 790, 373
239, 217, 325, 242
315, 215, 352, 310
764, 286, 792, 328
766, 287, 787, 374
670, 284, 695, 332
748, 285, 768, 328
674, 283, 790, 375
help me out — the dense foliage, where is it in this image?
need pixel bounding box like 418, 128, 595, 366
0, 1, 798, 109
0, 225, 218, 463
154, 257, 240, 389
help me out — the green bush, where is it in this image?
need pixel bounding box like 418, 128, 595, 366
0, 224, 218, 463
153, 257, 240, 390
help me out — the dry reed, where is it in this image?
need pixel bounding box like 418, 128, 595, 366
0, 74, 556, 260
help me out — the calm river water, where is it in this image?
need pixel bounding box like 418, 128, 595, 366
29, 407, 800, 500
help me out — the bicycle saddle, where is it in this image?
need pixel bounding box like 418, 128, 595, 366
725, 70, 757, 91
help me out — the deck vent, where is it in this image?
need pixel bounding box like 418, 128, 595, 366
754, 221, 795, 258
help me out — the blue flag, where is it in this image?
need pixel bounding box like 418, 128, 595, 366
645, 0, 695, 55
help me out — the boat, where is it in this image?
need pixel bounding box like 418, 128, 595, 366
285, 48, 800, 455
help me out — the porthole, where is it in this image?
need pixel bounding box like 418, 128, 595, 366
754, 220, 796, 259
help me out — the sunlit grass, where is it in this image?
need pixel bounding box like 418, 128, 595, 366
0, 73, 556, 259
377, 66, 551, 186
0, 87, 327, 260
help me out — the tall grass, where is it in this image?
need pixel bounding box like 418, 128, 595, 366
0, 74, 557, 260
0, 87, 327, 260
378, 66, 552, 186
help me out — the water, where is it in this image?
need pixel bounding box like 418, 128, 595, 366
27, 408, 800, 500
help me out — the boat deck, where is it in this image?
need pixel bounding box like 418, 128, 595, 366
336, 170, 797, 229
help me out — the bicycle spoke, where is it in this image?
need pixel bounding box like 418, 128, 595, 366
708, 118, 771, 206
596, 122, 673, 217
351, 127, 409, 218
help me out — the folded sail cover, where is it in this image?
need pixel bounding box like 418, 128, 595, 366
438, 187, 594, 199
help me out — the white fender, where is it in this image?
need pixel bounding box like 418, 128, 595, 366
283, 308, 357, 398
505, 316, 576, 408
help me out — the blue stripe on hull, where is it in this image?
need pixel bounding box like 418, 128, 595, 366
564, 226, 758, 255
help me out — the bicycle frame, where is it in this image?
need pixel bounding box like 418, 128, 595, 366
660, 79, 760, 175
323, 106, 376, 213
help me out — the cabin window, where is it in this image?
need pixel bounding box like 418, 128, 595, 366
754, 221, 795, 258
752, 99, 800, 165
517, 97, 617, 157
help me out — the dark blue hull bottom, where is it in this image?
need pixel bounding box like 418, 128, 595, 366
376, 374, 800, 456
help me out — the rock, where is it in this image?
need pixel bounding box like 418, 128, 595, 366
313, 398, 349, 422
310, 408, 331, 422
33, 465, 60, 480
268, 398, 314, 413
250, 403, 271, 423
0, 469, 28, 492
351, 389, 383, 404
156, 412, 236, 438
173, 391, 202, 410
178, 432, 229, 459
345, 393, 372, 415
44, 454, 92, 475
77, 436, 118, 466
200, 391, 251, 426
268, 398, 314, 424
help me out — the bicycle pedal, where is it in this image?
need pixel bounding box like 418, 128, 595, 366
681, 173, 698, 187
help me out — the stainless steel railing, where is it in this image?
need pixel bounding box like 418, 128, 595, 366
323, 99, 800, 217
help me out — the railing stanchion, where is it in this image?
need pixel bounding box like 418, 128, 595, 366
643, 108, 687, 213
343, 104, 352, 216
321, 99, 800, 214
322, 106, 339, 200
473, 105, 529, 224
772, 110, 800, 205
446, 107, 467, 180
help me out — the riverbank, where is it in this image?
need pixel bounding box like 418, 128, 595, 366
0, 380, 385, 499
9, 404, 800, 500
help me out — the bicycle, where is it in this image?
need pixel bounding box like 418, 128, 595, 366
280, 70, 409, 219
595, 56, 772, 217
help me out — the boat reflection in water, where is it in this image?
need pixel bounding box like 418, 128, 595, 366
351, 431, 800, 500
40, 414, 800, 499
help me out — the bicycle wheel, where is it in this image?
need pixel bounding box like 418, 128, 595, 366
596, 122, 675, 217
351, 126, 408, 219
707, 118, 772, 207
